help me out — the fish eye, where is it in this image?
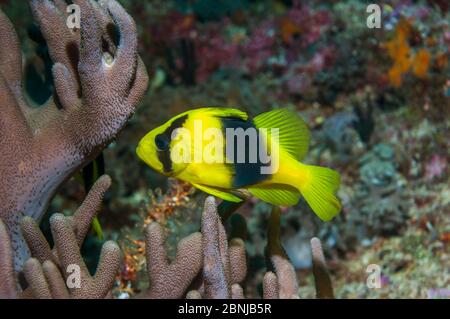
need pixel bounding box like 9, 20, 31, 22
155, 134, 170, 151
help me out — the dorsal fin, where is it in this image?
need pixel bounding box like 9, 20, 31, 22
253, 108, 310, 160
192, 107, 248, 121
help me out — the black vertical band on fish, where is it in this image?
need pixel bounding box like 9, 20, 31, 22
220, 117, 271, 188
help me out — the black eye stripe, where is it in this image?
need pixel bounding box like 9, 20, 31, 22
164, 115, 189, 137
157, 114, 189, 173
158, 148, 172, 173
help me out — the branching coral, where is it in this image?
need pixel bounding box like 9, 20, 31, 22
22, 259, 69, 299
115, 179, 196, 293
135, 196, 242, 299
0, 0, 148, 269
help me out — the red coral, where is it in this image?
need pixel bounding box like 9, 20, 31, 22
196, 23, 239, 83
241, 20, 277, 74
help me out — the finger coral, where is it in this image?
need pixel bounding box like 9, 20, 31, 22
138, 222, 202, 299
1, 174, 120, 299
265, 207, 300, 299
43, 214, 120, 299
20, 175, 113, 266
22, 214, 121, 299
198, 197, 247, 299
2, 187, 334, 299
185, 197, 334, 299
0, 0, 148, 270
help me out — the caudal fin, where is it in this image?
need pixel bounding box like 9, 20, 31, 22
297, 165, 341, 221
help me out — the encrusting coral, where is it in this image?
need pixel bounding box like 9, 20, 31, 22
0, 0, 149, 269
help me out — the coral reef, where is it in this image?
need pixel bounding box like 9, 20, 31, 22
187, 197, 247, 299
20, 175, 113, 266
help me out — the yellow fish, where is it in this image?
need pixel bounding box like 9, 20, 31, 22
137, 107, 341, 221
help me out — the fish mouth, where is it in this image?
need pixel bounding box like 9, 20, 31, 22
136, 142, 153, 166
136, 140, 165, 173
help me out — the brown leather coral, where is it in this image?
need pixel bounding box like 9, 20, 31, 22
200, 197, 247, 299
265, 207, 300, 299
20, 175, 113, 266
0, 0, 148, 269
1, 175, 120, 299
0, 219, 19, 299
21, 214, 121, 299
138, 223, 203, 299
188, 198, 335, 299
1, 190, 335, 299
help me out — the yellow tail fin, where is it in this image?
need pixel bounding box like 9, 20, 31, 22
296, 164, 341, 221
